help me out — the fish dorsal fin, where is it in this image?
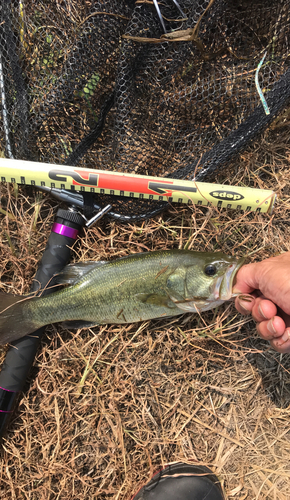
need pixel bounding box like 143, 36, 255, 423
56, 260, 107, 285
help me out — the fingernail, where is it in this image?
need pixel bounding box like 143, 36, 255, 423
237, 298, 249, 313
258, 304, 267, 320
237, 293, 254, 303
237, 296, 253, 311
267, 319, 277, 335
278, 329, 290, 344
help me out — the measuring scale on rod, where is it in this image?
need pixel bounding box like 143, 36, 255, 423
0, 158, 276, 214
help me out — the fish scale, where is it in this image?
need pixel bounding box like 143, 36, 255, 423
0, 250, 244, 344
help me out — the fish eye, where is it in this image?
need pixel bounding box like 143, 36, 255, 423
204, 264, 217, 276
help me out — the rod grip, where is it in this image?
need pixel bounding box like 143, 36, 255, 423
0, 209, 85, 438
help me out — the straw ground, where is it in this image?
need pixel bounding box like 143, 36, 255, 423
0, 120, 290, 499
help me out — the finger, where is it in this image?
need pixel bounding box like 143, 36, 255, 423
251, 298, 277, 323
256, 316, 286, 341
270, 329, 290, 354
233, 262, 261, 295
235, 295, 255, 315
277, 308, 290, 329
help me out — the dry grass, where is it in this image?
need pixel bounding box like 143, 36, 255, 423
1, 121, 290, 499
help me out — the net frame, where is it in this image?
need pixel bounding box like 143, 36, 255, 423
0, 0, 289, 220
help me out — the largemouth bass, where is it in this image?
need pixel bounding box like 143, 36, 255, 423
0, 250, 244, 344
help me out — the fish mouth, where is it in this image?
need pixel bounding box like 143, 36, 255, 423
214, 257, 245, 301
170, 257, 245, 313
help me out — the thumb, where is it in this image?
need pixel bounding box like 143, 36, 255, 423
233, 262, 260, 294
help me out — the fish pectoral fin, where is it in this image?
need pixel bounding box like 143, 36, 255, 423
56, 260, 107, 285
171, 297, 208, 312
135, 293, 175, 308
62, 320, 98, 329
174, 301, 200, 312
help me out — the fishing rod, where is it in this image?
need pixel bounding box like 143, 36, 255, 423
0, 191, 111, 440
0, 157, 276, 440
0, 158, 276, 214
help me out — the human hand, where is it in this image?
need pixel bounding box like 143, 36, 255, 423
233, 252, 290, 353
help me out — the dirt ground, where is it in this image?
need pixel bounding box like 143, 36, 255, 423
0, 118, 290, 499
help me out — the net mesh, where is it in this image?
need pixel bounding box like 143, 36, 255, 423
0, 0, 289, 220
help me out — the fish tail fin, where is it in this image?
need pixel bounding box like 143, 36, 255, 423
0, 292, 41, 344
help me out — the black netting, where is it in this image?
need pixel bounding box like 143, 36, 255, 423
0, 0, 289, 220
